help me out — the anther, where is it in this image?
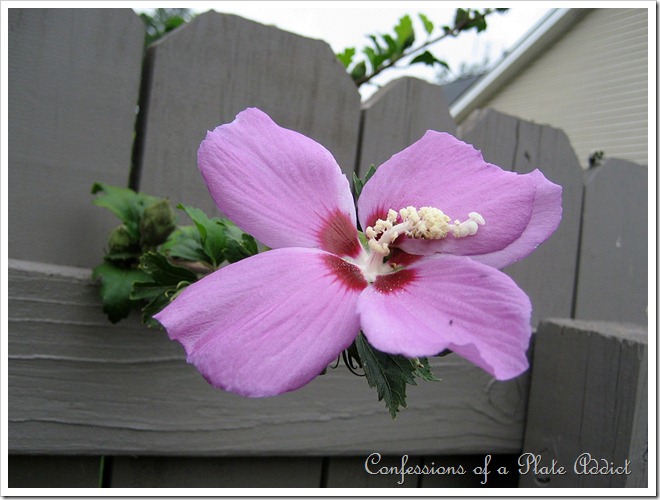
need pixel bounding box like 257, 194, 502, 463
453, 212, 486, 238
363, 206, 485, 264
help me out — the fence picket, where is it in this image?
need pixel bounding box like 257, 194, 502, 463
459, 109, 584, 326
575, 159, 648, 325
357, 77, 456, 179
134, 11, 361, 215
8, 9, 145, 268
520, 318, 647, 487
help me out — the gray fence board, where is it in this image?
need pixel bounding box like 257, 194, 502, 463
459, 109, 584, 326
356, 77, 456, 178
519, 318, 647, 488
8, 9, 145, 268
110, 456, 323, 487
8, 456, 101, 488
9, 259, 527, 456
325, 456, 422, 487
135, 11, 360, 215
575, 159, 648, 325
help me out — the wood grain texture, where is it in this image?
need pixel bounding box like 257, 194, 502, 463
357, 77, 456, 178
135, 11, 361, 215
8, 9, 145, 268
519, 318, 647, 488
459, 109, 584, 326
575, 159, 647, 325
9, 259, 527, 456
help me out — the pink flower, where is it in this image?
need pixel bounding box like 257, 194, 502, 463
155, 108, 562, 397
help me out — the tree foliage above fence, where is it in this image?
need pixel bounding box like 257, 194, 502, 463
137, 7, 507, 87
339, 8, 507, 87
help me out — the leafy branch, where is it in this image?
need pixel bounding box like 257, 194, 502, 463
338, 8, 507, 87
91, 183, 258, 325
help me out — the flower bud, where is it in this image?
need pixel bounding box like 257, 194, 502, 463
108, 224, 136, 254
140, 199, 176, 247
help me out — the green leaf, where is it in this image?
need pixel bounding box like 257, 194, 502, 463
223, 220, 259, 263
363, 46, 387, 71
161, 225, 207, 262
355, 333, 418, 419
139, 251, 198, 286
368, 34, 386, 55
412, 357, 440, 382
419, 13, 434, 35
394, 15, 415, 50
470, 15, 488, 33
353, 164, 377, 199
131, 280, 189, 327
382, 34, 398, 55
363, 163, 377, 184
133, 252, 198, 325
337, 47, 356, 69
163, 15, 185, 32
92, 262, 150, 323
91, 183, 159, 240
410, 50, 448, 69
351, 61, 367, 82
177, 204, 227, 266
454, 8, 469, 28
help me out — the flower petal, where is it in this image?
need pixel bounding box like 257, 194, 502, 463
155, 248, 366, 397
199, 108, 360, 257
472, 170, 562, 268
357, 131, 539, 257
357, 254, 532, 380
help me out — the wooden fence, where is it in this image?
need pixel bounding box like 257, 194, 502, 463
7, 9, 649, 489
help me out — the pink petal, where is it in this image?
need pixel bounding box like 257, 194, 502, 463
199, 108, 360, 257
472, 170, 562, 268
155, 248, 366, 397
357, 254, 532, 380
357, 131, 538, 257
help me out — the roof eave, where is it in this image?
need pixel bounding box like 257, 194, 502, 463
450, 8, 592, 123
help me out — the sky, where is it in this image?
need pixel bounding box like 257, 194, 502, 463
140, 2, 552, 99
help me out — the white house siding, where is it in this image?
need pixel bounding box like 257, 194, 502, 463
476, 8, 648, 168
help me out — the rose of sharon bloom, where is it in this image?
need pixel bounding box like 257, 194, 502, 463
155, 108, 562, 397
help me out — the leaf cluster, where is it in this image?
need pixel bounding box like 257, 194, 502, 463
337, 9, 507, 87
91, 183, 258, 325
138, 8, 195, 46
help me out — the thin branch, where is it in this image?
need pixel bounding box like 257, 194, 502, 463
355, 9, 496, 87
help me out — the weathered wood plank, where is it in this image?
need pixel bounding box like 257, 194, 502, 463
8, 9, 145, 268
110, 456, 323, 487
8, 456, 101, 488
357, 77, 456, 178
575, 159, 647, 325
519, 318, 647, 488
325, 456, 422, 488
135, 11, 360, 215
9, 259, 528, 456
419, 455, 520, 488
459, 109, 584, 326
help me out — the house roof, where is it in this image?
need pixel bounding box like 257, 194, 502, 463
449, 8, 592, 122
441, 74, 485, 104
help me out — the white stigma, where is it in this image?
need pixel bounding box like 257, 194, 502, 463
365, 206, 485, 257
